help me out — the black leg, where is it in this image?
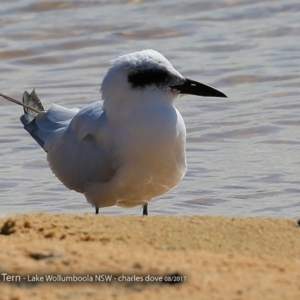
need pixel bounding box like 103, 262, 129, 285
142, 203, 148, 216
95, 207, 99, 214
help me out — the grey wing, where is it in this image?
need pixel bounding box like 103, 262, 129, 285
45, 101, 116, 193
21, 102, 79, 150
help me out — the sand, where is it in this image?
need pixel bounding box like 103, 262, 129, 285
0, 213, 299, 300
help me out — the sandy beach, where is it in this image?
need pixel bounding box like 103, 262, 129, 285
0, 213, 300, 300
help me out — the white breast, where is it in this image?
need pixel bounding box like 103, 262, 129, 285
111, 103, 187, 207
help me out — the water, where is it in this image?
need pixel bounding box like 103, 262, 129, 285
0, 0, 300, 217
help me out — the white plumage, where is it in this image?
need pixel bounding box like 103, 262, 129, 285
12, 50, 227, 215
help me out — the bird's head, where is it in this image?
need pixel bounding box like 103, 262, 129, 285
101, 49, 227, 114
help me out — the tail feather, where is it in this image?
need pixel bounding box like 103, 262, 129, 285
22, 89, 44, 116
20, 90, 46, 149
20, 114, 46, 148
0, 89, 79, 151
20, 90, 79, 151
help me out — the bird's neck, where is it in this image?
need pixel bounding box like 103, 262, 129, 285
104, 89, 178, 125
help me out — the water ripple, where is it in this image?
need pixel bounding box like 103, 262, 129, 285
0, 0, 300, 217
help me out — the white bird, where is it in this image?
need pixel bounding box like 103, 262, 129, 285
0, 49, 226, 215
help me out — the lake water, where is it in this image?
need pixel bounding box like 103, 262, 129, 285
0, 0, 300, 217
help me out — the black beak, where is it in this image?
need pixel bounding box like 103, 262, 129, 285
170, 78, 227, 98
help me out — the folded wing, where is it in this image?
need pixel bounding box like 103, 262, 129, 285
20, 91, 115, 193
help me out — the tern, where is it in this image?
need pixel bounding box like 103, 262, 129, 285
0, 49, 226, 215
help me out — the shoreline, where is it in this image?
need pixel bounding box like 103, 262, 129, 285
0, 213, 299, 299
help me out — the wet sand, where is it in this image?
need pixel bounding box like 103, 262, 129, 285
0, 213, 300, 300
